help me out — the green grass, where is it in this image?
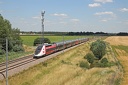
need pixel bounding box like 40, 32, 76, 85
21, 35, 87, 46
112, 45, 128, 53
21, 35, 40, 46
0, 51, 33, 63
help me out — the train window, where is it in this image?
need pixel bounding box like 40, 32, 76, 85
46, 47, 56, 52
36, 45, 43, 50
46, 44, 52, 47
35, 45, 43, 55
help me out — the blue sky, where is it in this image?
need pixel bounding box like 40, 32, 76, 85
0, 0, 128, 33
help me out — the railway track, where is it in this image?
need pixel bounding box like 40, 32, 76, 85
0, 40, 90, 80
0, 54, 36, 73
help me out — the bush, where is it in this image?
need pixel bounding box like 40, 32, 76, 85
0, 45, 5, 55
0, 49, 5, 55
90, 40, 106, 60
33, 38, 51, 46
85, 53, 95, 64
101, 58, 108, 64
97, 62, 109, 67
95, 58, 112, 67
13, 45, 24, 52
79, 61, 90, 69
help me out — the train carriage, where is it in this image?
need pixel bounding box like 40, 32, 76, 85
64, 40, 72, 48
34, 38, 89, 58
45, 44, 56, 55
56, 42, 65, 51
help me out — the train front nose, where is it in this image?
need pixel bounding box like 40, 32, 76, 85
35, 46, 42, 55
35, 49, 40, 55
34, 45, 45, 57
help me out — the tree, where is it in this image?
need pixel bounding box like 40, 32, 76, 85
33, 38, 51, 46
0, 14, 23, 53
85, 53, 95, 64
90, 40, 106, 60
0, 15, 11, 39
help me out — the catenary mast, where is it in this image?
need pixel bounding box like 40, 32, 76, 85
41, 11, 45, 44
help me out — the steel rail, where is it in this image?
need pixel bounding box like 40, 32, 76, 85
0, 54, 33, 67
0, 58, 36, 73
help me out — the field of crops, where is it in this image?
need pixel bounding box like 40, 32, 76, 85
105, 36, 128, 85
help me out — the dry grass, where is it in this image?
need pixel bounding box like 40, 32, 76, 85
105, 36, 128, 85
115, 49, 128, 85
0, 41, 120, 85
105, 36, 128, 46
23, 44, 35, 52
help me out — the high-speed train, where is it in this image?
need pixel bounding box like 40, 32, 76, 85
34, 38, 89, 58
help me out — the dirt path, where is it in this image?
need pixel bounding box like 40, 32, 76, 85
105, 36, 128, 85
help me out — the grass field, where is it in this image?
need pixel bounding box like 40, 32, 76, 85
21, 35, 87, 46
0, 40, 121, 85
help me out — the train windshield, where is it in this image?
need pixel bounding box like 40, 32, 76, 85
35, 45, 43, 55
37, 45, 43, 50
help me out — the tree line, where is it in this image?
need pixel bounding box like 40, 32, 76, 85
20, 31, 128, 36
20, 31, 68, 36
67, 32, 108, 36
67, 32, 128, 36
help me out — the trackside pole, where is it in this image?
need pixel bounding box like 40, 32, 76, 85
63, 35, 64, 53
6, 38, 8, 85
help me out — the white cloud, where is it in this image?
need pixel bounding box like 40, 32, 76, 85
59, 22, 67, 24
70, 19, 80, 22
88, 3, 101, 7
31, 23, 38, 26
101, 19, 108, 22
117, 20, 128, 25
120, 8, 128, 12
95, 11, 114, 15
52, 13, 68, 17
94, 0, 113, 3
20, 18, 25, 20
32, 16, 40, 19
123, 20, 128, 25
125, 21, 128, 25
45, 20, 51, 23
101, 18, 112, 22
